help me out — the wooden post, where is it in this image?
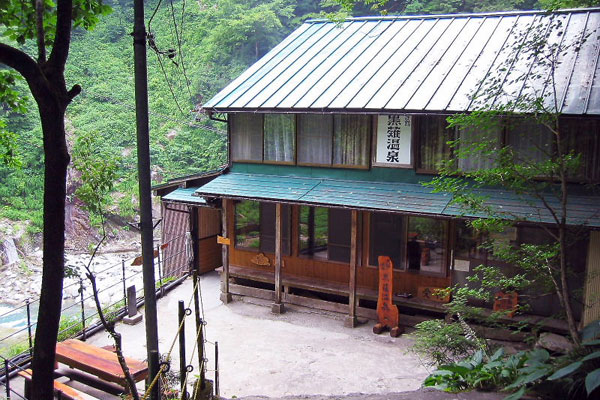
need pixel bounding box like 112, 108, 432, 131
345, 210, 358, 328
220, 199, 232, 304
272, 203, 285, 314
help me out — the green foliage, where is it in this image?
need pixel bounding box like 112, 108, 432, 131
72, 130, 119, 218
410, 319, 480, 366
57, 315, 84, 341
424, 348, 528, 393
0, 0, 111, 46
424, 320, 600, 399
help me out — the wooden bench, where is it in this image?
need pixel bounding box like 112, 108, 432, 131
18, 369, 98, 400
55, 339, 148, 392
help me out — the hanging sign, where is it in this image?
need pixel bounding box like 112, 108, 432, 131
375, 115, 412, 166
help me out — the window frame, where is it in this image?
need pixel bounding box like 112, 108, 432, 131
230, 113, 265, 164
263, 114, 297, 166
297, 205, 354, 264
234, 200, 291, 254
365, 212, 449, 277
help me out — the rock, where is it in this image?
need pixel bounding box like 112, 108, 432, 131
536, 332, 574, 354
166, 129, 178, 140
2, 238, 20, 266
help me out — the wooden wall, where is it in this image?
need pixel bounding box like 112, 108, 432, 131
225, 201, 451, 295
197, 207, 222, 274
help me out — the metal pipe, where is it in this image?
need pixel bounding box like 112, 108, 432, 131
80, 279, 86, 341
4, 358, 10, 399
132, 0, 160, 396
178, 301, 187, 400
122, 259, 127, 308
157, 245, 164, 298
26, 301, 32, 356
215, 342, 219, 398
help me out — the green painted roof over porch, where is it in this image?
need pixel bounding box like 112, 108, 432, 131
192, 169, 600, 227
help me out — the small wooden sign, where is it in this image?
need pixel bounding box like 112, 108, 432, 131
417, 286, 450, 303
373, 256, 403, 337
250, 253, 270, 267
217, 235, 231, 246
493, 291, 518, 317
131, 248, 162, 266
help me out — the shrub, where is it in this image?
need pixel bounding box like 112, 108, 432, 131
411, 319, 479, 366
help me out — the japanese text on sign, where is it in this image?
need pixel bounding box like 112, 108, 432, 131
376, 115, 412, 165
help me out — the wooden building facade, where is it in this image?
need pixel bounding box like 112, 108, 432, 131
160, 8, 600, 330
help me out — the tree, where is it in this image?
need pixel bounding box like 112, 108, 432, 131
426, 11, 599, 345
0, 0, 110, 397
326, 0, 596, 17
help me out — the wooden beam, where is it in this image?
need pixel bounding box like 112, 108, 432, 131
345, 210, 358, 328
272, 203, 285, 314
220, 199, 232, 304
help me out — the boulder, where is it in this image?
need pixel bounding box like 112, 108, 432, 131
536, 332, 574, 354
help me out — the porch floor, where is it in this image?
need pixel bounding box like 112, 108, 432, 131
221, 265, 571, 335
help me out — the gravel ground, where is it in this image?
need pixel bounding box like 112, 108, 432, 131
12, 270, 508, 400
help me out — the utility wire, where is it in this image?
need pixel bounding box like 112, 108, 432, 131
170, 0, 193, 99
153, 50, 187, 115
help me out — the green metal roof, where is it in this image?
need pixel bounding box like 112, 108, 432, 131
162, 187, 207, 205
195, 173, 600, 227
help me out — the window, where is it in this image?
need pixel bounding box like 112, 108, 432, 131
506, 119, 553, 166
333, 115, 370, 167
457, 126, 502, 172
454, 220, 488, 260
407, 217, 446, 274
562, 118, 600, 182
368, 213, 447, 274
417, 115, 454, 171
264, 114, 295, 163
299, 206, 351, 262
231, 113, 371, 169
297, 114, 333, 165
259, 203, 291, 254
235, 200, 290, 253
235, 200, 260, 250
299, 206, 328, 258
230, 113, 263, 162
369, 213, 405, 269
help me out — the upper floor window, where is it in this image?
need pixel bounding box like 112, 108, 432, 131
297, 114, 333, 165
264, 114, 295, 163
332, 115, 370, 167
416, 115, 454, 172
416, 115, 599, 182
231, 114, 262, 162
230, 113, 371, 169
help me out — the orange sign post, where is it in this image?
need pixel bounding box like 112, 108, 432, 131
373, 256, 404, 337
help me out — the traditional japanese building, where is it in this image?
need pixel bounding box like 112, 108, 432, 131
158, 8, 600, 332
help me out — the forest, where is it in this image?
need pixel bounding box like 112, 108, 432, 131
0, 0, 596, 232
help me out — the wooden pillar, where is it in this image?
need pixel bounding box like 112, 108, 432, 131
345, 210, 358, 328
583, 231, 600, 326
272, 203, 285, 314
220, 199, 232, 304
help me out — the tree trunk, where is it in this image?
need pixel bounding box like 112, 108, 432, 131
30, 93, 70, 399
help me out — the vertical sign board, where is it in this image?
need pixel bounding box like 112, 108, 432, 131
375, 115, 412, 166
373, 256, 403, 337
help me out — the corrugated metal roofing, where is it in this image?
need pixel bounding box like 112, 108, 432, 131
163, 187, 207, 205
204, 8, 600, 115
195, 173, 600, 227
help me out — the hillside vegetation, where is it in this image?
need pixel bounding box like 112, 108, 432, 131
0, 0, 562, 235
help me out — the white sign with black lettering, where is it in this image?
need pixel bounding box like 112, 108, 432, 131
376, 115, 412, 166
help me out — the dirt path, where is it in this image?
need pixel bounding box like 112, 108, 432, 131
88, 272, 435, 398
